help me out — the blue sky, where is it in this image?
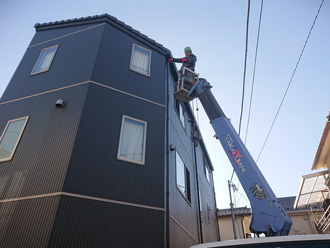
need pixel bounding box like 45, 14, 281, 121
0, 0, 329, 209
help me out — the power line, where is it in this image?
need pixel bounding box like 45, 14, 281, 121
256, 0, 325, 162
230, 0, 251, 206
235, 187, 250, 206
238, 0, 251, 136
244, 0, 264, 145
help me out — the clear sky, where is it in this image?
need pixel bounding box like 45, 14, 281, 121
0, 0, 329, 209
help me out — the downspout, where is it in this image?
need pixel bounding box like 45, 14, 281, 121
192, 123, 203, 243
165, 61, 170, 248
241, 215, 246, 239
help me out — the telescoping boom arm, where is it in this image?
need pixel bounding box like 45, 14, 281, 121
188, 79, 292, 236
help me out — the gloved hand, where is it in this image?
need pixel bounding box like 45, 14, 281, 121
181, 58, 187, 62
168, 58, 174, 62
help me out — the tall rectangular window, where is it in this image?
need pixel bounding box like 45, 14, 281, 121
175, 100, 186, 130
117, 116, 147, 165
204, 160, 211, 184
176, 151, 191, 203
129, 44, 151, 77
0, 117, 29, 162
31, 45, 59, 75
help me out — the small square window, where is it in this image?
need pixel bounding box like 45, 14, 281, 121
117, 116, 147, 165
129, 44, 151, 76
0, 117, 29, 162
31, 45, 59, 75
176, 151, 191, 203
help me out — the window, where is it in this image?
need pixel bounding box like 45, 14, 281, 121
129, 44, 151, 76
117, 116, 147, 165
176, 151, 191, 203
204, 160, 211, 183
0, 117, 29, 162
31, 45, 59, 75
175, 100, 186, 130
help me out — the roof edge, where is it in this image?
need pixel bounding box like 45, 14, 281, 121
34, 14, 171, 55
312, 111, 330, 170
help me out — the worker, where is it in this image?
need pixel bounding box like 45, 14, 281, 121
169, 46, 197, 90
169, 46, 197, 71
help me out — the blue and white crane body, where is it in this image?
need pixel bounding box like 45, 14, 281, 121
177, 77, 292, 236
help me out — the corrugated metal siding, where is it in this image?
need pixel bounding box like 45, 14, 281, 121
1, 24, 104, 103
195, 139, 219, 242
92, 24, 166, 105
0, 84, 88, 199
29, 23, 103, 46
167, 65, 219, 243
166, 74, 201, 243
170, 218, 198, 248
48, 195, 164, 248
63, 83, 165, 208
0, 195, 60, 247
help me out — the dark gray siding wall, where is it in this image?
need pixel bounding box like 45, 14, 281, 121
167, 67, 219, 246
29, 23, 102, 46
48, 195, 164, 248
167, 74, 200, 247
0, 84, 88, 199
63, 83, 165, 208
195, 144, 219, 242
0, 84, 88, 247
92, 24, 166, 105
0, 196, 60, 247
1, 24, 104, 103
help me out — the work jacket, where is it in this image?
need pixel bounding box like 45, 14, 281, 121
173, 53, 197, 71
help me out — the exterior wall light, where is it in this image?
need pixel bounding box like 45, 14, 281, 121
55, 99, 66, 109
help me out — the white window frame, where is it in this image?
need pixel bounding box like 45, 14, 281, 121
129, 43, 151, 77
31, 45, 59, 75
117, 115, 147, 166
0, 116, 29, 162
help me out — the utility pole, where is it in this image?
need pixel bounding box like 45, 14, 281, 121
228, 180, 237, 239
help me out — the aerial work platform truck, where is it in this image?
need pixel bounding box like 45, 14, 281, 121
174, 70, 292, 236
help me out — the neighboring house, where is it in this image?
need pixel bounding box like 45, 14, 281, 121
217, 207, 252, 240
0, 14, 219, 247
294, 111, 330, 234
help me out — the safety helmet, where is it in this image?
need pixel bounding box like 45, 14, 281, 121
184, 46, 192, 54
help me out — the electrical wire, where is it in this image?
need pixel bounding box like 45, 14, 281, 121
230, 0, 251, 206
235, 187, 250, 206
238, 0, 251, 137
256, 0, 325, 162
244, 0, 264, 145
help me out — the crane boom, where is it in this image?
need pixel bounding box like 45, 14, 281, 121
186, 78, 292, 236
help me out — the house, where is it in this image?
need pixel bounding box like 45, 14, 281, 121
0, 14, 219, 247
217, 206, 252, 240
294, 111, 330, 234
